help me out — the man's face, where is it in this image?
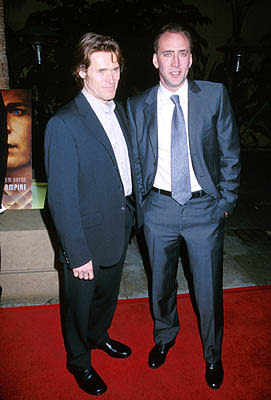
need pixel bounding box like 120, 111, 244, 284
2, 90, 32, 169
153, 32, 193, 92
79, 51, 120, 103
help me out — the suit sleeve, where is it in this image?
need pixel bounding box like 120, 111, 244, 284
126, 98, 145, 204
44, 116, 92, 269
216, 84, 241, 214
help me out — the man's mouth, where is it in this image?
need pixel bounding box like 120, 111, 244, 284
171, 71, 181, 76
8, 144, 17, 149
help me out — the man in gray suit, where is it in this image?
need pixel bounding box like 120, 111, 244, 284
127, 23, 240, 389
45, 32, 142, 396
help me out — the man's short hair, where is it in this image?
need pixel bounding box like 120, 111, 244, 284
153, 23, 193, 54
72, 32, 124, 88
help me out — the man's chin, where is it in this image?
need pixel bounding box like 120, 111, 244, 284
161, 79, 186, 92
103, 89, 117, 101
7, 161, 32, 171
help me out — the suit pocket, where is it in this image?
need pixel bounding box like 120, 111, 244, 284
210, 201, 226, 225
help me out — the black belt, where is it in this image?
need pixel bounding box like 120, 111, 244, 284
152, 187, 207, 199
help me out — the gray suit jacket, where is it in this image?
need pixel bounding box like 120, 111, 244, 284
127, 80, 241, 214
45, 92, 142, 269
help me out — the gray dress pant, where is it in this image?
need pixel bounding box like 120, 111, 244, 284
143, 190, 225, 363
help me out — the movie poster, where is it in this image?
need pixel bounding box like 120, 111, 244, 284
1, 89, 32, 209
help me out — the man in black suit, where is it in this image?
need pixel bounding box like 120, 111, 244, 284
45, 32, 142, 396
127, 23, 240, 389
0, 91, 7, 214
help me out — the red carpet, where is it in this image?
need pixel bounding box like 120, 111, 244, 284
1, 286, 270, 400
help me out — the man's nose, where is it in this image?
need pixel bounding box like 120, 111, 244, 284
6, 114, 11, 134
106, 71, 115, 83
171, 54, 180, 67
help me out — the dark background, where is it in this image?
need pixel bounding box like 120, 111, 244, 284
4, 0, 271, 179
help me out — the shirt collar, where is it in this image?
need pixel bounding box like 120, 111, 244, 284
158, 79, 188, 101
82, 88, 116, 113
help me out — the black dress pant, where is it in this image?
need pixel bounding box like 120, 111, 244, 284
62, 206, 133, 370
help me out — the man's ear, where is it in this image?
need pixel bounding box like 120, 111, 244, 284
189, 53, 193, 69
78, 68, 86, 79
153, 53, 159, 69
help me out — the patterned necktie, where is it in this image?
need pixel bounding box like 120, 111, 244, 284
170, 95, 191, 205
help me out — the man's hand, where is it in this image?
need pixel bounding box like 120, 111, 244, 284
73, 260, 94, 280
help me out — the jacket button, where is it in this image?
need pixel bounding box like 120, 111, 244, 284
121, 206, 125, 211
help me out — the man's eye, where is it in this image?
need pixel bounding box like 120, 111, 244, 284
180, 51, 189, 57
97, 69, 105, 74
6, 104, 28, 116
163, 52, 172, 57
113, 67, 120, 73
10, 108, 25, 116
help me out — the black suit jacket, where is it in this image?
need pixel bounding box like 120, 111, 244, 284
45, 92, 142, 269
127, 80, 241, 214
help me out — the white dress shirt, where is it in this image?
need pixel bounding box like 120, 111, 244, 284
154, 80, 201, 193
82, 89, 132, 196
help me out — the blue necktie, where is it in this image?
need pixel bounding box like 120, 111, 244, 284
170, 95, 191, 205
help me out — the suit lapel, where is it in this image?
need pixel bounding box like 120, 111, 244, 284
114, 103, 130, 148
75, 93, 118, 166
115, 103, 139, 193
187, 79, 202, 146
143, 85, 159, 159
141, 82, 201, 159
115, 103, 138, 162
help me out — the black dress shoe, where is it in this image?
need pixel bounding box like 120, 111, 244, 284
148, 339, 175, 369
205, 359, 224, 389
68, 366, 107, 396
95, 338, 131, 358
